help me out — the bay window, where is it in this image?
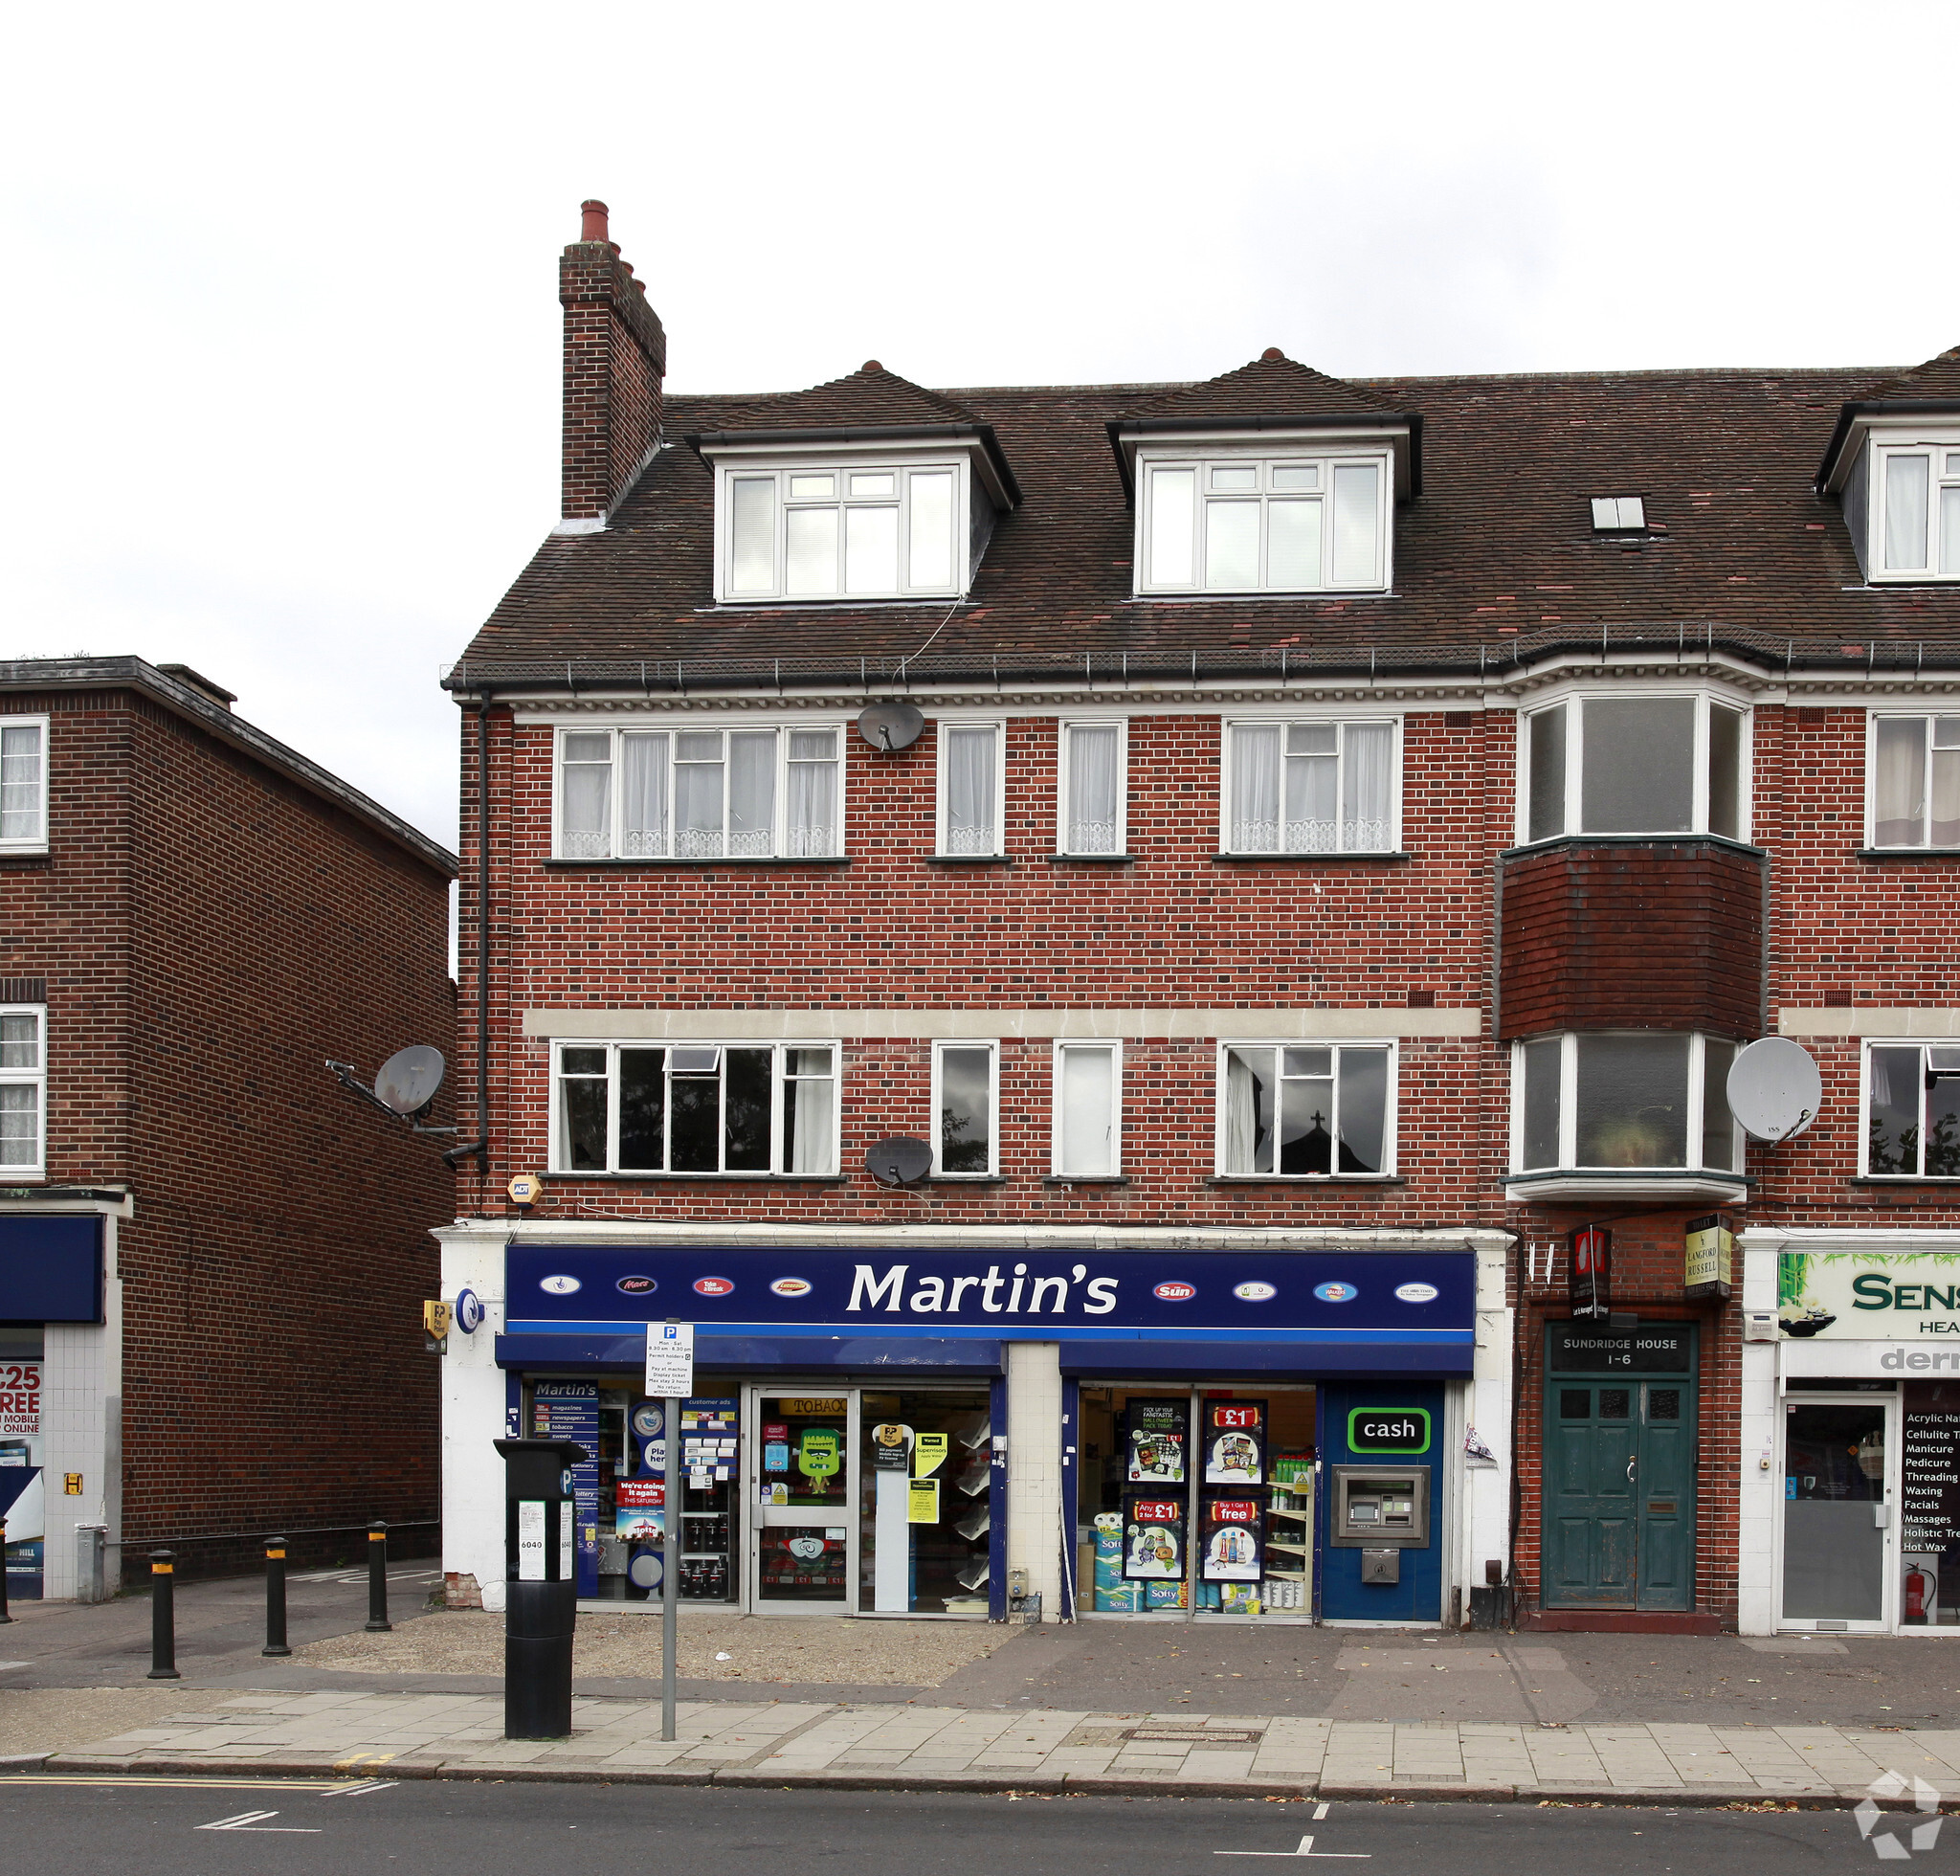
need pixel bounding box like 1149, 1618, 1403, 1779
1218, 1043, 1394, 1177
934, 1041, 997, 1175
0, 1005, 44, 1174
719, 459, 968, 601
1522, 694, 1747, 842
1226, 719, 1395, 854
1865, 1042, 1960, 1178
557, 724, 841, 860
1136, 452, 1391, 593
1059, 722, 1125, 855
552, 1041, 837, 1175
1513, 1032, 1740, 1173
938, 723, 1003, 857
1054, 1041, 1121, 1177
1869, 714, 1960, 848
1869, 440, 1960, 580
0, 717, 48, 852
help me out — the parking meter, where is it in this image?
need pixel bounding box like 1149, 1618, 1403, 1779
495, 1436, 589, 1739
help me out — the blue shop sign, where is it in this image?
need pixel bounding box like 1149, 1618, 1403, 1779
505, 1244, 1474, 1365
0, 1216, 103, 1325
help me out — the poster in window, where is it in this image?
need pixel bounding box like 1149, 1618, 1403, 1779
1202, 1398, 1266, 1485
0, 1353, 42, 1599
1123, 1494, 1187, 1580
1201, 1495, 1264, 1582
1125, 1397, 1189, 1485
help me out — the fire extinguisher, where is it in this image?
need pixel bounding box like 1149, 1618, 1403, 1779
1904, 1563, 1936, 1624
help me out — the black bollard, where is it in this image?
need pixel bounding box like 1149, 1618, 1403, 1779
262, 1535, 290, 1657
147, 1551, 180, 1679
365, 1521, 390, 1632
0, 1519, 11, 1624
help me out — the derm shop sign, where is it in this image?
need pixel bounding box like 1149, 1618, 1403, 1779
505, 1246, 1474, 1351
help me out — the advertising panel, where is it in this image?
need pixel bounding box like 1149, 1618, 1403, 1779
1202, 1398, 1266, 1485
1123, 1494, 1186, 1581
1125, 1397, 1189, 1485
1777, 1252, 1960, 1340
0, 1351, 41, 1598
531, 1381, 599, 1596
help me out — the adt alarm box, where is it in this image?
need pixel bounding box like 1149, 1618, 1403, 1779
495, 1436, 588, 1738
1318, 1385, 1443, 1621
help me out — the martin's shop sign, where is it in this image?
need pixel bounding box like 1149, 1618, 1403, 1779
501, 1245, 1477, 1375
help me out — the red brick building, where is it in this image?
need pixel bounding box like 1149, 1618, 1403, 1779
434, 202, 1960, 1637
0, 658, 457, 1597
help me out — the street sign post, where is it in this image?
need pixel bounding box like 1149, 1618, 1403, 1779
644, 1322, 695, 1744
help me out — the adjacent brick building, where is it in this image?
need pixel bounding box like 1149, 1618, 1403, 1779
434, 202, 1960, 1638
0, 659, 457, 1597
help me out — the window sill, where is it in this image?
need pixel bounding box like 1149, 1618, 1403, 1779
544, 856, 850, 868
1849, 1175, 1960, 1186
1502, 1170, 1751, 1205
1212, 851, 1412, 865
920, 1174, 1010, 1185
1045, 853, 1134, 864
549, 1172, 850, 1184
1204, 1174, 1405, 1187
925, 854, 1013, 866
1857, 849, 1960, 862
1042, 1174, 1130, 1186
1500, 833, 1765, 861
0, 851, 50, 865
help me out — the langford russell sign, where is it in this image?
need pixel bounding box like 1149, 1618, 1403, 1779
504, 1245, 1475, 1345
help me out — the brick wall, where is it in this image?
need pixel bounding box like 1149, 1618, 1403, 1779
0, 685, 455, 1571
1498, 838, 1765, 1039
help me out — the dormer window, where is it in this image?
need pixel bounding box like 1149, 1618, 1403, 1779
1135, 450, 1391, 594
1872, 440, 1960, 578
714, 458, 975, 602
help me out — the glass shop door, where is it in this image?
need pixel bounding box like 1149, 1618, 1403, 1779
745, 1388, 859, 1613
1781, 1395, 1897, 1631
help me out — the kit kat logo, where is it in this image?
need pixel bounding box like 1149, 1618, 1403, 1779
693, 1276, 735, 1297
769, 1277, 813, 1298
1152, 1281, 1197, 1302
615, 1275, 657, 1295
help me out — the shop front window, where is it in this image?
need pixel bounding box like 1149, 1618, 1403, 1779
1074, 1387, 1318, 1617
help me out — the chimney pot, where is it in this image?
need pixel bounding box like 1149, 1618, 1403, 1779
861, 359, 883, 373
1260, 346, 1284, 362
580, 199, 611, 244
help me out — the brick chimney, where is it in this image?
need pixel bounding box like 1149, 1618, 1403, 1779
557, 199, 666, 531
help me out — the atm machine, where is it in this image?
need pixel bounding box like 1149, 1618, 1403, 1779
1318, 1384, 1443, 1622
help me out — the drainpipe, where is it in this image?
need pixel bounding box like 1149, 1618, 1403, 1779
444, 694, 492, 1171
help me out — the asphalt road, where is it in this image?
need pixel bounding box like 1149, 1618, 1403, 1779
0, 1779, 1904, 1875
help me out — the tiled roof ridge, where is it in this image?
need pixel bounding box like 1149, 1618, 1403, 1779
701, 362, 987, 434
1861, 342, 1960, 402
1114, 349, 1406, 423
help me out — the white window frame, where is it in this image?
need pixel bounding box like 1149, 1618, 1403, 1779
1218, 715, 1401, 855
0, 1004, 46, 1178
1866, 434, 1960, 583
1212, 1039, 1398, 1180
1514, 686, 1753, 845
1052, 1039, 1123, 1177
713, 455, 972, 603
1860, 1039, 1960, 1180
0, 715, 50, 854
935, 719, 1007, 858
1864, 710, 1960, 850
1056, 719, 1128, 856
552, 721, 847, 861
1506, 1032, 1742, 1174
546, 1039, 839, 1176
1134, 446, 1392, 595
931, 1038, 999, 1178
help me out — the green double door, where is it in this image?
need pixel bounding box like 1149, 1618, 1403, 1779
1544, 1372, 1696, 1611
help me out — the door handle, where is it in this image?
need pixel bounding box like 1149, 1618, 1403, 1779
1627, 1457, 1637, 1483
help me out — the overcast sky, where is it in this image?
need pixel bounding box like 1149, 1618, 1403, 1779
5, 1, 1958, 852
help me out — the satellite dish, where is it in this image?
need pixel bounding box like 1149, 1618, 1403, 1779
866, 1136, 933, 1187
857, 702, 925, 753
1726, 1037, 1823, 1144
374, 1045, 447, 1117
